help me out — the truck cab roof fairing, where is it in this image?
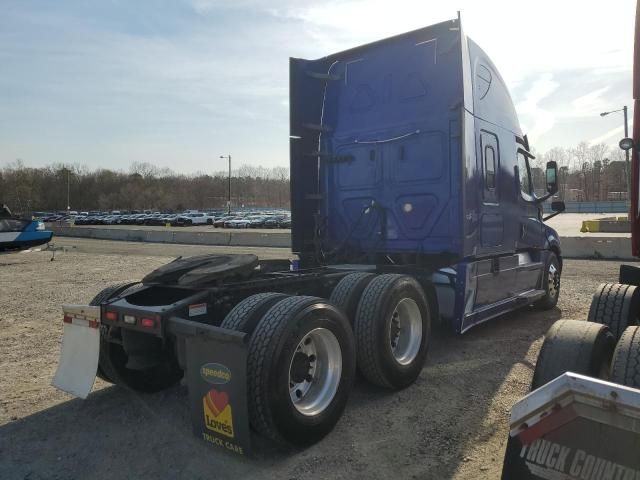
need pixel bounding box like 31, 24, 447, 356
465, 38, 522, 136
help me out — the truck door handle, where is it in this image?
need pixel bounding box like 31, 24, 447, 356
491, 258, 499, 274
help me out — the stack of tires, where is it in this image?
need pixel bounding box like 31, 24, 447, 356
532, 282, 640, 391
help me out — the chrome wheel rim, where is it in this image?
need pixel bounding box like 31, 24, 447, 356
388, 298, 423, 365
288, 327, 342, 416
548, 263, 559, 299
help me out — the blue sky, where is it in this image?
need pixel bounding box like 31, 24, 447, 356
0, 0, 635, 173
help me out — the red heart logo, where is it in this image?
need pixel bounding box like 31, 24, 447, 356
206, 389, 229, 416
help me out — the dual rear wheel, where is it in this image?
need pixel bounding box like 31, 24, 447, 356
349, 274, 431, 389
220, 273, 431, 445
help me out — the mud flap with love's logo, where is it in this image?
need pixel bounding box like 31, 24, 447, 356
181, 321, 251, 455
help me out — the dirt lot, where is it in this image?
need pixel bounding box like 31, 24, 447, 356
0, 244, 633, 480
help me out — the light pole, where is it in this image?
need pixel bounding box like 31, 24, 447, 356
600, 106, 629, 199
219, 154, 231, 214
63, 167, 71, 212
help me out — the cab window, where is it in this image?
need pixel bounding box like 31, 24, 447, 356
517, 151, 532, 197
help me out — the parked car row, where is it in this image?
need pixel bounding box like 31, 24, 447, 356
41, 209, 292, 229
70, 212, 214, 226
212, 213, 291, 229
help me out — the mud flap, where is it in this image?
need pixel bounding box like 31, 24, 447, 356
52, 305, 101, 399
502, 372, 640, 479
169, 316, 251, 455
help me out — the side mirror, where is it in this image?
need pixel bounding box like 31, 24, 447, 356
546, 161, 558, 195
543, 199, 566, 221
551, 200, 565, 213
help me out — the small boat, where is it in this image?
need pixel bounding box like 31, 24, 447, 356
0, 204, 53, 252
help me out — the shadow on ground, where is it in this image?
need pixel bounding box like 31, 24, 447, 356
0, 307, 561, 480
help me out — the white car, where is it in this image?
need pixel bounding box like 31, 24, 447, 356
178, 213, 208, 225
227, 218, 249, 228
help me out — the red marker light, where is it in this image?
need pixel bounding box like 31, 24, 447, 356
105, 311, 118, 322
63, 315, 72, 324
141, 318, 155, 328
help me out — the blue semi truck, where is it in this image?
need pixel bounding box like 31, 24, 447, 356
53, 15, 565, 450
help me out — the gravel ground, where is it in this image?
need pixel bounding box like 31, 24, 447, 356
0, 246, 633, 480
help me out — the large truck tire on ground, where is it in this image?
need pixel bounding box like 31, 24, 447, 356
610, 326, 640, 387
530, 320, 615, 390
53, 14, 566, 453
587, 282, 640, 339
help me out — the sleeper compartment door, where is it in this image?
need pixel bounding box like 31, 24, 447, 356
381, 130, 449, 243
327, 139, 382, 245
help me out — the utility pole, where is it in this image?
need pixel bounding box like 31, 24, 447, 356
219, 154, 231, 214
600, 106, 630, 200
624, 105, 630, 193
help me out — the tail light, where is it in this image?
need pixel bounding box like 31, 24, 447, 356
105, 311, 118, 322
141, 318, 155, 328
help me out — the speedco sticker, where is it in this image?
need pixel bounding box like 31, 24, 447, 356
200, 363, 231, 385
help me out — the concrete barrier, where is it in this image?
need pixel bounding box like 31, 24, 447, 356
229, 231, 291, 248
50, 225, 291, 248
48, 225, 636, 259
560, 236, 634, 260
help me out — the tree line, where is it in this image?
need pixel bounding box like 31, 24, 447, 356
0, 161, 290, 213
533, 142, 629, 201
0, 140, 630, 213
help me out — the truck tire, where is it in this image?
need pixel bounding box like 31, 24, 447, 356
533, 252, 561, 310
354, 274, 431, 389
531, 320, 615, 390
329, 272, 376, 324
89, 282, 139, 382
610, 326, 640, 388
220, 292, 289, 335
247, 296, 356, 445
587, 283, 639, 339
